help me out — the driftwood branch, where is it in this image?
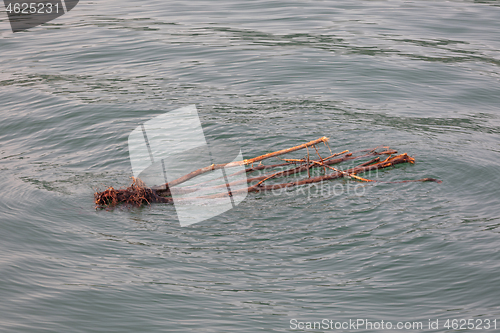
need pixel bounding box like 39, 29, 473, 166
163, 136, 329, 189
154, 148, 399, 195
176, 153, 439, 202
95, 137, 441, 208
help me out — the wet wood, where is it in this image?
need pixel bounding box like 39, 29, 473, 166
155, 150, 396, 197
95, 138, 441, 208
154, 148, 397, 195
169, 153, 439, 202
163, 137, 330, 188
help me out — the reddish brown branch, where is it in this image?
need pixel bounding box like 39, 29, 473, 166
157, 150, 396, 197
95, 141, 441, 208
164, 136, 329, 188
172, 153, 439, 202
154, 149, 397, 195
248, 153, 419, 193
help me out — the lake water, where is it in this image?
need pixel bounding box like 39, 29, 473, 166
1, 1, 500, 332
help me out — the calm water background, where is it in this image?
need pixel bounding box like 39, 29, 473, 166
1, 1, 500, 332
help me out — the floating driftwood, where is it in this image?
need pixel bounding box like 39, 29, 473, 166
95, 137, 441, 208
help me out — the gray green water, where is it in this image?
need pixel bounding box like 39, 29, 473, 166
1, 1, 500, 332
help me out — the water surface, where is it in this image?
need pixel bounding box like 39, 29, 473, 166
1, 1, 500, 332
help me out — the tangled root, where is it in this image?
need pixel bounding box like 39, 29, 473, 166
94, 178, 170, 208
